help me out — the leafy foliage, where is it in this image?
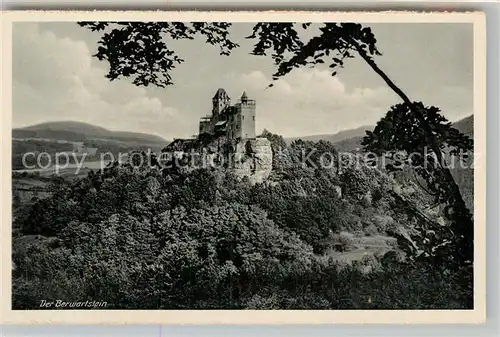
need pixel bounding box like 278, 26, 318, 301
362, 102, 474, 268
78, 22, 238, 87
248, 23, 380, 85
79, 22, 382, 89
363, 102, 473, 157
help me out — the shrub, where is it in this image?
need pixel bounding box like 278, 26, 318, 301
332, 231, 356, 252
364, 224, 379, 237
371, 214, 394, 233
372, 188, 384, 204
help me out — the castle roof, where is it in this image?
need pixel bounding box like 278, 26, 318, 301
213, 88, 228, 99
163, 138, 196, 152
241, 91, 248, 100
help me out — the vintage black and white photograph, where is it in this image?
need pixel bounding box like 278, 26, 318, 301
2, 11, 486, 324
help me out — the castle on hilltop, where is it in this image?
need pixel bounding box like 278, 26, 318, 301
199, 88, 256, 140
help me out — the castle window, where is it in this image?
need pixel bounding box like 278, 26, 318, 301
252, 116, 255, 121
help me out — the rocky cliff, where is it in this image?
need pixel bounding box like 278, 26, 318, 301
232, 138, 273, 184
162, 136, 273, 185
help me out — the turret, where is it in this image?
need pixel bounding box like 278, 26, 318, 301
235, 91, 256, 139
212, 88, 231, 116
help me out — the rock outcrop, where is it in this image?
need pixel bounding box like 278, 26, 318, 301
161, 136, 273, 185
232, 138, 273, 185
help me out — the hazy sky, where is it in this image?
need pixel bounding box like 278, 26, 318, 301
12, 22, 473, 139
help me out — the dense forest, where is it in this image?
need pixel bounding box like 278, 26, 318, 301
12, 131, 473, 309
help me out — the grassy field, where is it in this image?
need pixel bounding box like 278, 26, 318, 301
328, 235, 398, 265
12, 162, 102, 207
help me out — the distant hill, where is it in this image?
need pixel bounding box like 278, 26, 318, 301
13, 121, 168, 144
286, 125, 372, 144
451, 115, 473, 138
286, 115, 473, 153
21, 121, 110, 137
111, 131, 168, 144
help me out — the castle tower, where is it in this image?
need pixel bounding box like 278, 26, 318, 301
212, 88, 231, 117
232, 91, 256, 139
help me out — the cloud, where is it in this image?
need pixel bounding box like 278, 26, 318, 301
223, 69, 400, 137
12, 23, 184, 140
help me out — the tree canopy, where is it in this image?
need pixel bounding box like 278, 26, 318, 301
78, 22, 238, 87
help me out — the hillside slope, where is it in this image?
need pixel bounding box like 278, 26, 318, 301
286, 115, 472, 152
21, 121, 111, 137
452, 115, 473, 137
334, 115, 473, 148
14, 121, 168, 144
286, 125, 372, 144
